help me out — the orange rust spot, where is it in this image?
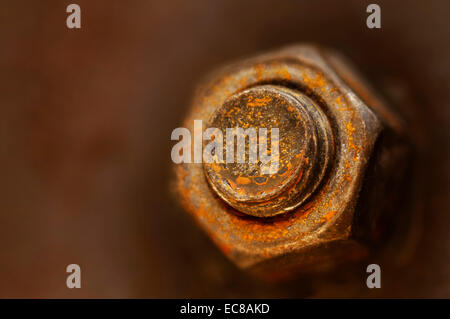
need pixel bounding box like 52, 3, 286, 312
322, 210, 337, 222
278, 68, 292, 80
211, 162, 222, 173
335, 96, 344, 106
225, 108, 235, 117
247, 96, 272, 107
236, 176, 251, 185
230, 212, 295, 241
255, 64, 264, 81
346, 122, 356, 134
346, 122, 361, 161
303, 72, 327, 94
344, 160, 351, 169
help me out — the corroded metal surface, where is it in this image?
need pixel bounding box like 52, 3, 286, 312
203, 85, 333, 217
175, 44, 405, 274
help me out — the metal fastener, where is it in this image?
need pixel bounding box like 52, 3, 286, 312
174, 44, 407, 276
203, 84, 333, 217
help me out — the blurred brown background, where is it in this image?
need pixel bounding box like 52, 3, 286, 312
0, 0, 449, 298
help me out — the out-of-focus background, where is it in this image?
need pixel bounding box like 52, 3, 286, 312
0, 0, 449, 298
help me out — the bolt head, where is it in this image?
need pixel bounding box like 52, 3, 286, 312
203, 85, 332, 217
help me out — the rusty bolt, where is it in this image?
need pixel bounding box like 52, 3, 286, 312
204, 85, 333, 218
174, 44, 407, 277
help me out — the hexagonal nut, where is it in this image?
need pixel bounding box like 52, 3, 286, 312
173, 44, 408, 277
